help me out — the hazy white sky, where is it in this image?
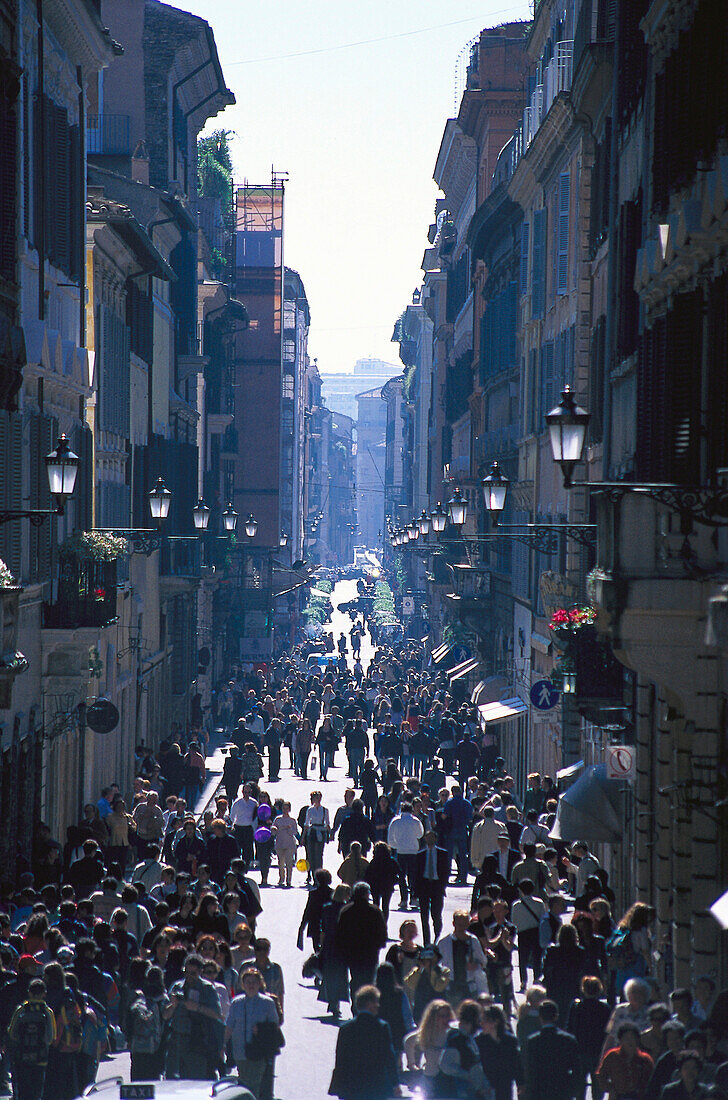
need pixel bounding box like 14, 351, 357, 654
189, 1, 532, 373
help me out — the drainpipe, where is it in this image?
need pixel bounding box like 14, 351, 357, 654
77, 65, 86, 346
601, 0, 622, 478
36, 0, 45, 319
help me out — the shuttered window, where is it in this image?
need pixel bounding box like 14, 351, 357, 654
98, 305, 131, 437
539, 341, 555, 428
531, 208, 547, 318
0, 413, 23, 580
637, 292, 702, 483
616, 191, 642, 360
519, 222, 529, 297
556, 171, 570, 294
32, 95, 78, 279
589, 316, 606, 443
0, 88, 17, 283
29, 412, 58, 585
479, 281, 518, 386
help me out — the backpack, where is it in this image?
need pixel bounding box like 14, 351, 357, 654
606, 928, 638, 972
127, 995, 162, 1054
10, 1001, 52, 1065
55, 994, 84, 1053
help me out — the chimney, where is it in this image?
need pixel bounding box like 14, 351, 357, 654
131, 139, 149, 185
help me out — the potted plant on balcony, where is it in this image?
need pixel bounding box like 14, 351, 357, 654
59, 531, 128, 561
0, 558, 28, 708
548, 605, 596, 649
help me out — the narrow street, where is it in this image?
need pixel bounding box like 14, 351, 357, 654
107, 579, 472, 1098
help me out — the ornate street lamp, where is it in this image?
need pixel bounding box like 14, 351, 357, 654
44, 435, 80, 513
245, 513, 258, 539
148, 477, 172, 526
192, 498, 210, 531
417, 509, 431, 537
408, 521, 420, 542
279, 532, 289, 548
430, 502, 447, 534
546, 386, 590, 489
447, 487, 467, 527
481, 461, 510, 525
222, 504, 239, 533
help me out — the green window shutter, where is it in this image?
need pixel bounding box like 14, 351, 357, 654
532, 209, 547, 318
519, 222, 529, 297
557, 170, 570, 294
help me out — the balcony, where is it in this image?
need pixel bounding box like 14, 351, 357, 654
544, 41, 573, 115
161, 537, 201, 578
43, 559, 119, 629
475, 423, 520, 465
86, 114, 131, 156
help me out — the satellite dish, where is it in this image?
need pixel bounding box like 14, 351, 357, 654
86, 700, 120, 734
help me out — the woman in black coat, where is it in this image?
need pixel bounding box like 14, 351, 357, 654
566, 975, 611, 1095
318, 886, 351, 1018
542, 923, 587, 1024
366, 841, 400, 922
477, 1004, 524, 1100
297, 868, 333, 952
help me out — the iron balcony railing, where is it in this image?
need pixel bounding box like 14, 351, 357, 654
86, 114, 132, 156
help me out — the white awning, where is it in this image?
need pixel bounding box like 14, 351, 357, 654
448, 657, 480, 682
472, 676, 508, 706
430, 643, 453, 666
556, 759, 584, 781
478, 696, 528, 726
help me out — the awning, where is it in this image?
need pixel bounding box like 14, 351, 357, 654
472, 675, 508, 706
478, 696, 528, 726
549, 763, 623, 844
556, 759, 584, 781
431, 643, 453, 666
448, 657, 480, 683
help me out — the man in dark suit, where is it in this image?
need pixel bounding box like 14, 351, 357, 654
492, 832, 521, 881
413, 830, 449, 945
335, 882, 388, 999
526, 999, 582, 1100
328, 985, 399, 1100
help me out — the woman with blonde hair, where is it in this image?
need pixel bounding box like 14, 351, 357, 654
403, 998, 454, 1082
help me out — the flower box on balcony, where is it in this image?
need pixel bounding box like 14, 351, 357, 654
43, 558, 119, 629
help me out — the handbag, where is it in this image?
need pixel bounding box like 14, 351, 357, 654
245, 1020, 285, 1062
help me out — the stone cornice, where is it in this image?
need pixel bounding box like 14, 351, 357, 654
507, 93, 577, 208
45, 0, 118, 73
641, 0, 695, 70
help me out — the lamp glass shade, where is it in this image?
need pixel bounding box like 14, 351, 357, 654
546, 387, 590, 484
418, 510, 431, 536
279, 533, 289, 547
45, 435, 79, 499
482, 461, 509, 514
192, 499, 210, 530
409, 522, 420, 542
448, 488, 467, 527
222, 504, 238, 532
562, 670, 577, 694
430, 503, 447, 533
148, 477, 172, 522
245, 514, 257, 538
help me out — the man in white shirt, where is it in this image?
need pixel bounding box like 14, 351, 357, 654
387, 801, 424, 910
229, 784, 259, 865
510, 878, 546, 990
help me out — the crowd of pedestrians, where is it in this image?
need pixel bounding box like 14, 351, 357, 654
2, 574, 726, 1100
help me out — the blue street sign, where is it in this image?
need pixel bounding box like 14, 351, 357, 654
530, 679, 561, 711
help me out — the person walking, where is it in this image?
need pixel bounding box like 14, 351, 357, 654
335, 882, 388, 1000
328, 985, 399, 1100
365, 841, 400, 923
271, 802, 299, 887
225, 967, 282, 1100
303, 792, 331, 876
526, 999, 582, 1100
6, 979, 56, 1100
387, 802, 424, 911
413, 830, 449, 945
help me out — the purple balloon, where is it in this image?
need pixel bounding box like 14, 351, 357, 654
254, 826, 271, 843
257, 804, 272, 821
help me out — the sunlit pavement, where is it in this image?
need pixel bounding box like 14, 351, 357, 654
107, 579, 475, 1098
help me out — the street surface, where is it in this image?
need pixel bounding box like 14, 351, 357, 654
107, 579, 474, 1098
